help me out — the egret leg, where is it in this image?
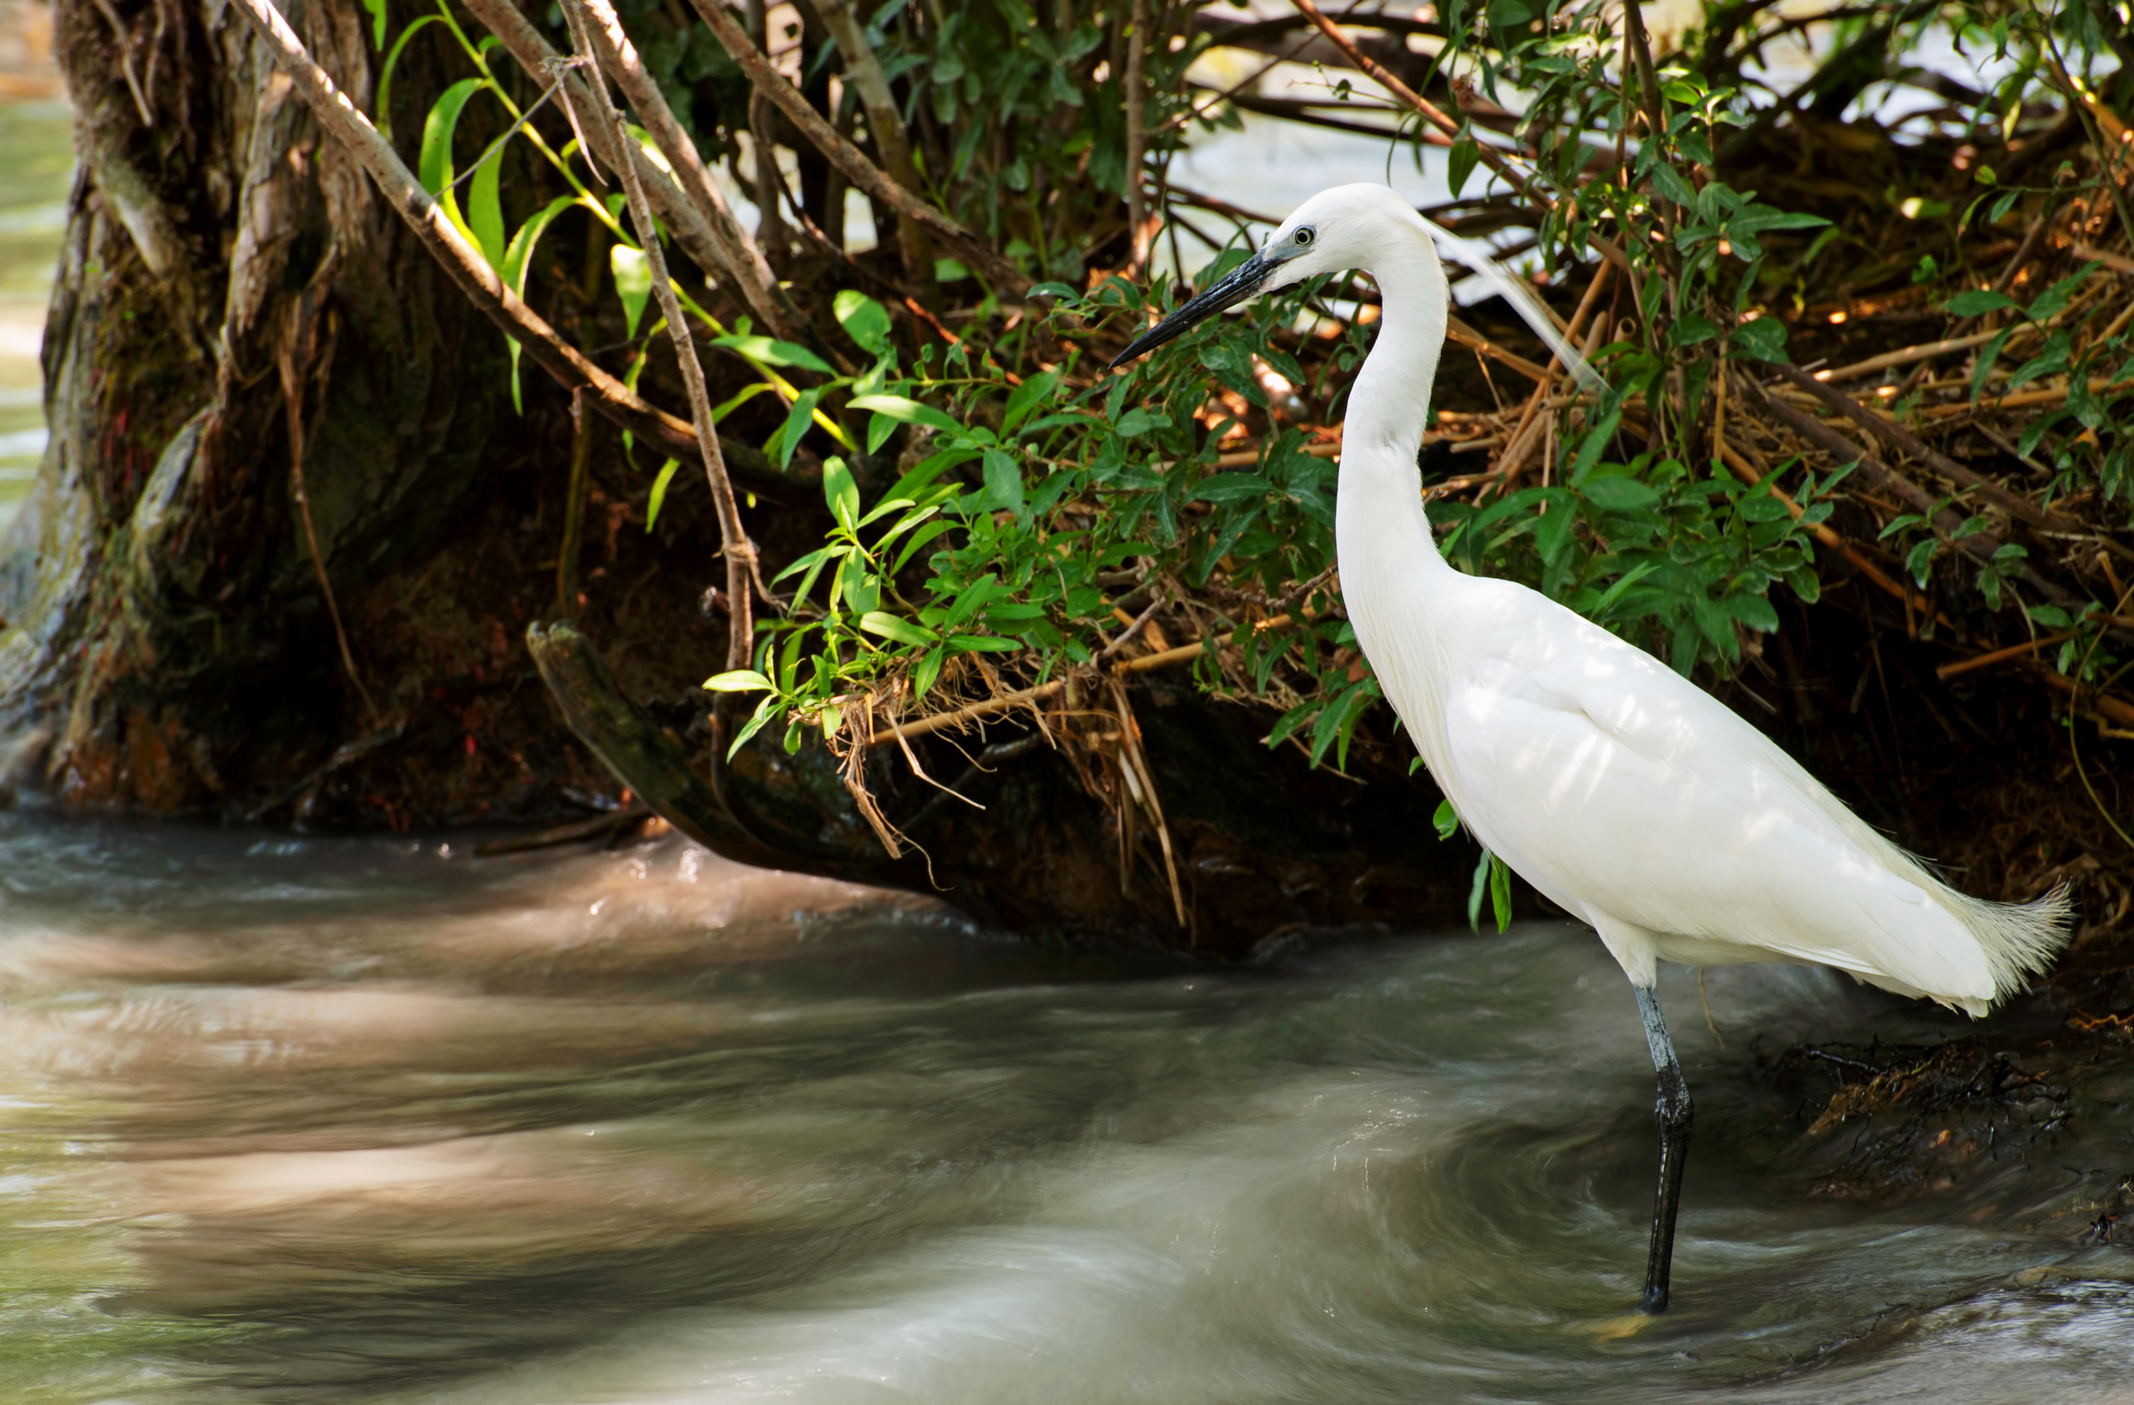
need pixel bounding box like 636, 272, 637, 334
1633, 984, 1693, 1313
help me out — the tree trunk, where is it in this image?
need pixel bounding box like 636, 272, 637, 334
0, 0, 522, 812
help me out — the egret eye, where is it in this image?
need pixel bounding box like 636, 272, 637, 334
1294, 227, 1316, 247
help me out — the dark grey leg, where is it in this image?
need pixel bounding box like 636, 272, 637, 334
1634, 984, 1693, 1313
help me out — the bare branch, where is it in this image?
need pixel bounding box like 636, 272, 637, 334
684, 0, 1030, 296
812, 0, 935, 284
564, 0, 757, 671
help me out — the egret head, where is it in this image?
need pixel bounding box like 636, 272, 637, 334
1108, 185, 1603, 393
1110, 184, 1427, 368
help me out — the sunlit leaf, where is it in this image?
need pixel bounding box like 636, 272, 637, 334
610, 245, 653, 341
375, 14, 441, 144
500, 196, 580, 412
822, 455, 860, 531
834, 290, 893, 356
712, 334, 835, 375
703, 669, 775, 692
645, 458, 682, 531
859, 611, 937, 646
417, 77, 486, 250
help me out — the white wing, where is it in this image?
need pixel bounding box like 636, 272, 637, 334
1431, 584, 1996, 1005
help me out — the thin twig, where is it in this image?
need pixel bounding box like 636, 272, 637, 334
573, 0, 813, 350
563, 0, 755, 670
557, 389, 593, 617
446, 78, 565, 192
1771, 361, 2081, 532
1098, 589, 1167, 661
1495, 260, 1611, 485
1287, 0, 1530, 197
686, 0, 1028, 295
279, 287, 382, 728
1111, 677, 1187, 927
1936, 629, 2080, 680
1125, 0, 1150, 272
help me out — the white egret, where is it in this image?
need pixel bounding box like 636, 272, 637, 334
1113, 183, 2069, 1312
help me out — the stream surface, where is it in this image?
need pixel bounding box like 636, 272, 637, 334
3, 814, 2131, 1404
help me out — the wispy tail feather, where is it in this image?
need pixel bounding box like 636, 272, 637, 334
1945, 880, 2074, 1005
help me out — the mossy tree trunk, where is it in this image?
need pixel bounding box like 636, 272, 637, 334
0, 0, 523, 813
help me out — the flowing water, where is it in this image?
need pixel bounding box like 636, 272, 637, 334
3, 813, 2132, 1404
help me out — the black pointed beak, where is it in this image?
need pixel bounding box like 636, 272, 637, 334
1110, 250, 1280, 368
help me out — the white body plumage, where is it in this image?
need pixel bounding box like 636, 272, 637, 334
1229, 184, 2069, 1012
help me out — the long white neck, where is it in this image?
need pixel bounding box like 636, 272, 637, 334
1335, 225, 1453, 590
1332, 220, 1463, 788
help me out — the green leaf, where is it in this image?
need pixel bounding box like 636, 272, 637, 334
1735, 489, 1793, 522
500, 196, 580, 413
361, 0, 388, 49
725, 694, 779, 760
859, 611, 938, 646
1195, 472, 1271, 503
834, 290, 893, 355
1567, 406, 1623, 483
1673, 314, 1720, 346
468, 143, 506, 270
417, 78, 486, 243
1970, 327, 2013, 403
1945, 289, 2018, 317
2027, 604, 2073, 629
1581, 476, 1659, 511
981, 448, 1026, 518
850, 395, 961, 455
1730, 316, 1789, 363
1004, 369, 1061, 434
1535, 499, 1577, 564
1467, 850, 1490, 931
838, 552, 880, 615
711, 334, 835, 375
779, 386, 823, 472
645, 458, 682, 530
822, 454, 860, 530
912, 645, 947, 700
1591, 560, 1661, 617
1114, 407, 1168, 438
2026, 265, 2098, 323
857, 496, 919, 529
1433, 798, 1459, 842
1448, 133, 1482, 198
375, 14, 442, 144
1905, 537, 1939, 588
1723, 592, 1779, 632
892, 518, 956, 573
703, 669, 775, 692
610, 244, 653, 341
1649, 160, 1698, 207
1489, 854, 1512, 933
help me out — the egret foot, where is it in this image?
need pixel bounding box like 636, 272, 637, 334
1634, 985, 1693, 1313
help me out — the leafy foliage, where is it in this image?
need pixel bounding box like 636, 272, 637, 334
382, 0, 2134, 797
